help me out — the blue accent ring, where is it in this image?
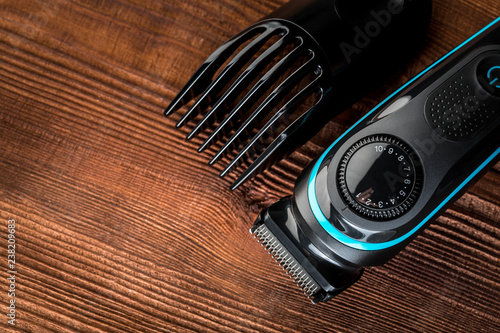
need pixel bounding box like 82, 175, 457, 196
308, 16, 500, 251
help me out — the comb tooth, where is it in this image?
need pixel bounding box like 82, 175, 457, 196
164, 26, 262, 117
252, 224, 321, 298
201, 39, 308, 154
229, 83, 325, 190
219, 60, 322, 179
187, 31, 294, 141
177, 26, 280, 129
207, 43, 309, 163
230, 87, 323, 191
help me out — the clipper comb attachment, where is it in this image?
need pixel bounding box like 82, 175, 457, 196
164, 0, 432, 189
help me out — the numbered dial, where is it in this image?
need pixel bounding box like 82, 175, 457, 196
338, 136, 422, 220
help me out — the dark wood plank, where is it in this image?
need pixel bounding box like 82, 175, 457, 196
0, 0, 499, 332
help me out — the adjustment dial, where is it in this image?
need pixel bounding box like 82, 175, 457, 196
338, 135, 422, 220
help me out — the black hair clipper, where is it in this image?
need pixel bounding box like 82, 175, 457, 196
251, 17, 500, 303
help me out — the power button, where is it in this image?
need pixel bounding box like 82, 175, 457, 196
477, 54, 500, 97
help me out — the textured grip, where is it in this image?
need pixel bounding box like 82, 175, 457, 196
425, 51, 500, 141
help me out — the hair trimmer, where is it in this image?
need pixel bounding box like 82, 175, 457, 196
251, 17, 500, 303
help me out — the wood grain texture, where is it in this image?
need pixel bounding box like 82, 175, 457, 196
0, 0, 498, 332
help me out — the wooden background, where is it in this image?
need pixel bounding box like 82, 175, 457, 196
0, 0, 499, 332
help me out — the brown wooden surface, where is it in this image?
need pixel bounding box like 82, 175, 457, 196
0, 0, 499, 332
